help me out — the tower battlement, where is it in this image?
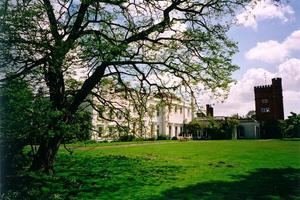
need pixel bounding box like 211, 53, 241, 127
254, 77, 284, 138
254, 85, 272, 90
254, 77, 284, 121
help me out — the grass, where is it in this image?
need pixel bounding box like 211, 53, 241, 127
5, 140, 300, 199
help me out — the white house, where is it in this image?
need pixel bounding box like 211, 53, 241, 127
91, 91, 195, 140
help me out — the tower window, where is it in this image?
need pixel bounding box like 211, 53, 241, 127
261, 107, 270, 113
262, 99, 269, 103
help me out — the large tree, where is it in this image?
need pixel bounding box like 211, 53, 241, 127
1, 0, 255, 173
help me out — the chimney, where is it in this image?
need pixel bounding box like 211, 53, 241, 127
206, 104, 214, 117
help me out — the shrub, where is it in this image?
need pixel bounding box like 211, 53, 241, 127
134, 137, 144, 142
119, 135, 136, 142
145, 137, 156, 141
157, 135, 169, 140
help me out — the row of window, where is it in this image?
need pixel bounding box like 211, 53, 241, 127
157, 106, 190, 116
97, 124, 183, 137
97, 103, 191, 120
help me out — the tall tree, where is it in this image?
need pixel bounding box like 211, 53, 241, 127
1, 0, 255, 173
280, 112, 300, 138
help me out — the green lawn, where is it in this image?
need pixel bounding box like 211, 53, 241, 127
8, 140, 300, 199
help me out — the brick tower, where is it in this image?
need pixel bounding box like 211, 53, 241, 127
254, 78, 284, 138
206, 104, 214, 117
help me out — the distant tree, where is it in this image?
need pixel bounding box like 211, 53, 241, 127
246, 110, 256, 119
0, 0, 271, 173
221, 117, 239, 139
231, 113, 240, 119
280, 112, 300, 138
206, 117, 238, 139
184, 119, 207, 137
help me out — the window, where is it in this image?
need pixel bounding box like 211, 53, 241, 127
168, 105, 172, 113
132, 106, 136, 112
175, 106, 178, 113
109, 109, 114, 119
175, 126, 178, 137
97, 106, 105, 119
151, 123, 154, 135
117, 111, 122, 120
157, 107, 160, 116
262, 99, 269, 103
261, 107, 270, 113
180, 126, 183, 134
157, 125, 160, 135
125, 110, 130, 119
180, 107, 183, 114
132, 122, 136, 134
98, 126, 103, 137
169, 125, 172, 136
108, 126, 114, 135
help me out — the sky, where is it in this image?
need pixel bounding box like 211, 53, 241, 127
208, 0, 300, 118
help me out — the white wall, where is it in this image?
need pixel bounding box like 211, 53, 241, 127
91, 95, 195, 140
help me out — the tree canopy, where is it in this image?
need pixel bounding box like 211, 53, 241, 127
280, 112, 300, 138
0, 0, 257, 172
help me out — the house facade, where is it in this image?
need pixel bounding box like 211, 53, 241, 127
91, 92, 195, 141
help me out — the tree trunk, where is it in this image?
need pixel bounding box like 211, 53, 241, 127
30, 136, 62, 174
29, 49, 66, 173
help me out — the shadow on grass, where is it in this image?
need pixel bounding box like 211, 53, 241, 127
149, 168, 300, 200
2, 154, 300, 200
2, 154, 182, 199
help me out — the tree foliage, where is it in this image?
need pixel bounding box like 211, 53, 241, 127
280, 112, 300, 138
0, 78, 92, 182
0, 78, 34, 180
245, 110, 256, 119
184, 117, 239, 139
0, 0, 255, 172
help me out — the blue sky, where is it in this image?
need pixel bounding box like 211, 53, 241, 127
211, 0, 300, 117
230, 0, 300, 77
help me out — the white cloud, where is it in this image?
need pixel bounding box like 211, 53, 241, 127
245, 30, 300, 63
283, 30, 300, 51
235, 0, 294, 29
212, 58, 300, 117
278, 58, 300, 92
245, 40, 288, 63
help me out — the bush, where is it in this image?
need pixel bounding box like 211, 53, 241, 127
134, 137, 144, 142
157, 135, 169, 140
171, 136, 177, 140
119, 135, 136, 142
145, 137, 156, 141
